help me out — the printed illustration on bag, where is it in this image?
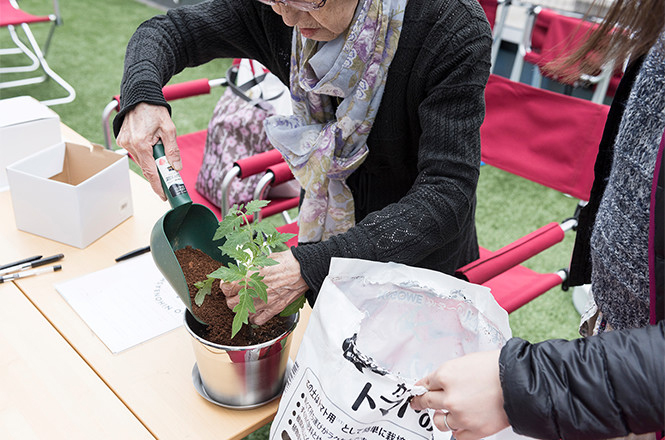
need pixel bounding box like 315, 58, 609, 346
342, 333, 389, 376
277, 359, 435, 440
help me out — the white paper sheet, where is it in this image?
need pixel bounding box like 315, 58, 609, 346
55, 253, 185, 354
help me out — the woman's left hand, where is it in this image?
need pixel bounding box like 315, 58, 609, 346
220, 250, 308, 325
410, 349, 510, 440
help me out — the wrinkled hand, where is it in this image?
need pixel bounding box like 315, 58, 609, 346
221, 250, 308, 325
410, 349, 509, 440
116, 102, 179, 200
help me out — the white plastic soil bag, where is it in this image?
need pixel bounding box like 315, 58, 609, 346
271, 258, 531, 440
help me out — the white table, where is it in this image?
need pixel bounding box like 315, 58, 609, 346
0, 125, 310, 440
0, 282, 151, 439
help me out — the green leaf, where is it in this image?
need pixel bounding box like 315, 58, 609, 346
249, 270, 265, 283
278, 232, 297, 243
237, 287, 257, 313
271, 242, 289, 253
252, 232, 268, 249
253, 221, 278, 236
221, 232, 250, 257
280, 295, 306, 317
265, 232, 296, 248
253, 254, 279, 267
194, 278, 214, 306
220, 239, 250, 263
213, 214, 243, 240
245, 238, 262, 255
228, 204, 242, 216
245, 199, 270, 216
231, 304, 249, 338
248, 273, 268, 303
208, 264, 244, 282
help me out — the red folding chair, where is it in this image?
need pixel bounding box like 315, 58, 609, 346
456, 74, 610, 312
102, 61, 300, 239
509, 5, 623, 104
0, 0, 75, 105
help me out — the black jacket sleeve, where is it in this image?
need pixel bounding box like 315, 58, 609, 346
499, 321, 665, 440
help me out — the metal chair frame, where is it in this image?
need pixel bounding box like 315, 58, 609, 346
486, 0, 512, 71
0, 0, 75, 105
509, 4, 615, 104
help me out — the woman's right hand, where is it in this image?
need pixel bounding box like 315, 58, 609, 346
410, 349, 509, 440
116, 102, 180, 201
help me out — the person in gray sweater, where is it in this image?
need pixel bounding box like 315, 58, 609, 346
411, 1, 665, 438
114, 0, 491, 323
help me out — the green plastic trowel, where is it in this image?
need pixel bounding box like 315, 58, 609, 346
149, 142, 228, 323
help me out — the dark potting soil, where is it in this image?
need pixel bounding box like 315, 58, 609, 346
175, 246, 291, 347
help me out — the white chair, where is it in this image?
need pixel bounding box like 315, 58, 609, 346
0, 0, 75, 105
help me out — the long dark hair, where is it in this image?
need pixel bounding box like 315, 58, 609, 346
547, 0, 664, 80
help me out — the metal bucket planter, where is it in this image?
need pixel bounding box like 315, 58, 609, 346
186, 310, 299, 409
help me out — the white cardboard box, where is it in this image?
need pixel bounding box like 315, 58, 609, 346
7, 142, 134, 248
0, 96, 62, 191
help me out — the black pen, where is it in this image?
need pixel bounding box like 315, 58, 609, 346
0, 265, 62, 283
0, 255, 42, 271
115, 246, 151, 262
0, 254, 64, 276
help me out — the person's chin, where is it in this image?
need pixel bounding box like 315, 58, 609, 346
300, 27, 319, 39
300, 27, 336, 41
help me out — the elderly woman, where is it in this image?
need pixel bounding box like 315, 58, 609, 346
114, 0, 491, 323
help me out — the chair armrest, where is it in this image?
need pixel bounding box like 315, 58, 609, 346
101, 77, 227, 149
253, 161, 296, 202
219, 149, 286, 216
253, 161, 299, 222
456, 219, 576, 285
235, 149, 285, 178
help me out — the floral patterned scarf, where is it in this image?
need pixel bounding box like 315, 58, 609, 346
264, 0, 406, 243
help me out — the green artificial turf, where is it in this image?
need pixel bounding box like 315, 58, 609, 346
1, 2, 583, 438
0, 0, 230, 146
475, 165, 582, 343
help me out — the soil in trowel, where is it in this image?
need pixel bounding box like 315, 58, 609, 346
175, 246, 290, 346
